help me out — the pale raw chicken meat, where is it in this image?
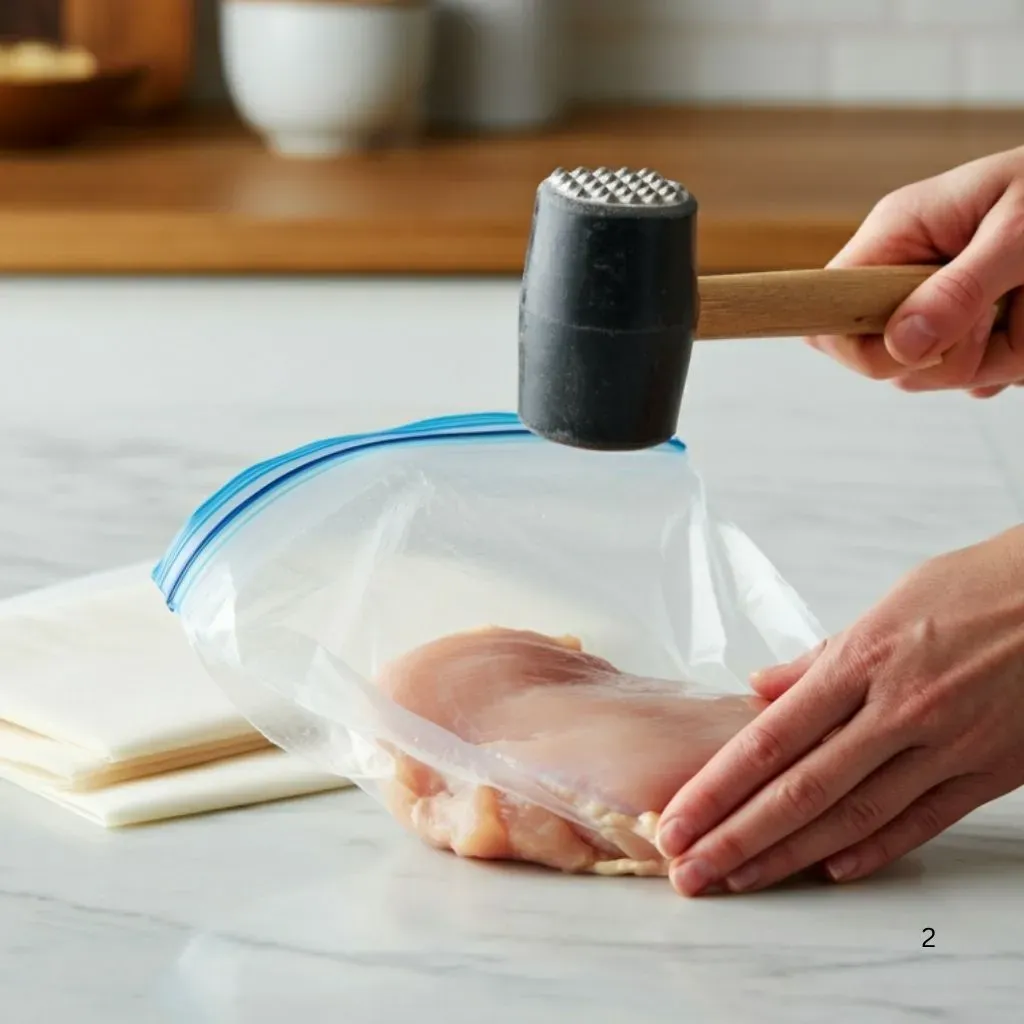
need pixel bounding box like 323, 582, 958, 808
377, 627, 765, 876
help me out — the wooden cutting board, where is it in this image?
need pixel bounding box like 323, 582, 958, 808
62, 0, 194, 113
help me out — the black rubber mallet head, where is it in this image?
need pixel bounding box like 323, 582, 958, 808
517, 165, 996, 452
517, 166, 698, 452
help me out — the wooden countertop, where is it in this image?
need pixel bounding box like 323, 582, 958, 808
1, 106, 1022, 275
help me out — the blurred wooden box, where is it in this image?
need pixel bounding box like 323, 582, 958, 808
0, 0, 194, 114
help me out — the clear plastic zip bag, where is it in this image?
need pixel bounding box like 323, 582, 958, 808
155, 413, 823, 875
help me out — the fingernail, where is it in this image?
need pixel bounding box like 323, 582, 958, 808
886, 314, 941, 367
826, 852, 859, 882
725, 862, 760, 893
657, 819, 693, 859
670, 858, 717, 897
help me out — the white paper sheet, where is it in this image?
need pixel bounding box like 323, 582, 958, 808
0, 563, 260, 763
0, 563, 351, 824
0, 718, 268, 791
0, 748, 351, 827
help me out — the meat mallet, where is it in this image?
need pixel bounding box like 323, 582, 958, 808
518, 166, 1007, 451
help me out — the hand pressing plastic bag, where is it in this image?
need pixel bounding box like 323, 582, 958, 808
154, 413, 824, 876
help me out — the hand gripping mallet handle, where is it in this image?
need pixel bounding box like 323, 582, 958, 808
518, 166, 1007, 451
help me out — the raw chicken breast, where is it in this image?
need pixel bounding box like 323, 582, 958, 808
377, 627, 765, 876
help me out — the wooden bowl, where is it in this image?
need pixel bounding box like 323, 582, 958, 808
0, 65, 143, 149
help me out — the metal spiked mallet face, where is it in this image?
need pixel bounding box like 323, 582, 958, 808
545, 166, 692, 208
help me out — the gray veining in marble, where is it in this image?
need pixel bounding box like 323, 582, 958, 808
1, 277, 1022, 1022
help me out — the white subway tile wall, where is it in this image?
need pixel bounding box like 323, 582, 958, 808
574, 0, 1024, 105
827, 37, 960, 104
766, 0, 892, 24
193, 0, 1024, 106
897, 0, 1021, 27
964, 37, 1024, 102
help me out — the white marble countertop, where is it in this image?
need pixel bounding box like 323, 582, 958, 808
2, 278, 1023, 1023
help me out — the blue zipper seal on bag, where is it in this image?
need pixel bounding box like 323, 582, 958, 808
153, 412, 686, 613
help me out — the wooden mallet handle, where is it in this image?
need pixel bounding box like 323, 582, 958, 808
696, 265, 1008, 340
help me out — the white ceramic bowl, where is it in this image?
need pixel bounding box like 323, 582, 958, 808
221, 0, 432, 158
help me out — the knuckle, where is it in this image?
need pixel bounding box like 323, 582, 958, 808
839, 793, 886, 836
931, 266, 988, 318
946, 366, 976, 388
760, 840, 799, 880
833, 629, 894, 683
776, 772, 830, 822
682, 791, 726, 831
818, 337, 900, 381
891, 692, 937, 741
710, 832, 751, 868
869, 188, 911, 223
886, 659, 943, 727
927, 365, 971, 390
907, 799, 946, 839
845, 352, 886, 381
740, 724, 787, 773
861, 357, 899, 382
